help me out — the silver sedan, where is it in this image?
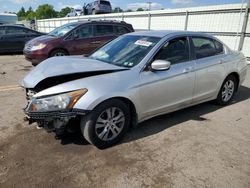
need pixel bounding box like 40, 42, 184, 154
21, 31, 248, 148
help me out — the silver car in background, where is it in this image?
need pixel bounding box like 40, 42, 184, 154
21, 31, 248, 148
85, 0, 112, 15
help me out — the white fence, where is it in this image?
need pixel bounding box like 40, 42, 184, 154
37, 3, 250, 59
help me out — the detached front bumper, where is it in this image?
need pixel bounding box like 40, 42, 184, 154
24, 108, 89, 134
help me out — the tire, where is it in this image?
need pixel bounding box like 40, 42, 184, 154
80, 99, 130, 149
92, 9, 96, 15
216, 75, 237, 105
49, 49, 68, 57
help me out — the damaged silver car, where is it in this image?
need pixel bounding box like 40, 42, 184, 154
21, 31, 248, 148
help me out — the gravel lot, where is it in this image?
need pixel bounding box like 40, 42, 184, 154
0, 55, 250, 188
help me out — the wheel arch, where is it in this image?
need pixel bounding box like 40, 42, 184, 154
226, 72, 240, 91
92, 97, 138, 128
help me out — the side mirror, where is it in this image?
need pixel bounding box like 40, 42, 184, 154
151, 60, 171, 71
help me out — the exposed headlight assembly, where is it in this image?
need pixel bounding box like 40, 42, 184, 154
30, 43, 46, 51
28, 89, 88, 112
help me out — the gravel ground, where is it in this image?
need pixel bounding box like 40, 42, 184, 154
0, 55, 250, 188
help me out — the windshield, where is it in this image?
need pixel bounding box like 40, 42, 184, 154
89, 35, 160, 68
48, 23, 78, 37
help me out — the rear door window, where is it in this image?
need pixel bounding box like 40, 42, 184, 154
75, 25, 93, 38
114, 26, 129, 35
95, 25, 114, 36
6, 26, 26, 34
192, 37, 218, 59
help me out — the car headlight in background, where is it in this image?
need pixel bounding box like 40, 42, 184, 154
28, 89, 88, 112
30, 43, 46, 51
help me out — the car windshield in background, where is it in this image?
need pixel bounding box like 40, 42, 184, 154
89, 35, 160, 67
48, 23, 78, 37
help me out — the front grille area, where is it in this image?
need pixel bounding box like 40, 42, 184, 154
24, 43, 32, 52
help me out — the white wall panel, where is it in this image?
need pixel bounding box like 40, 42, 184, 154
150, 15, 186, 30
187, 12, 243, 32
36, 3, 249, 58
242, 37, 250, 56
246, 16, 250, 33
214, 35, 241, 50
123, 17, 148, 30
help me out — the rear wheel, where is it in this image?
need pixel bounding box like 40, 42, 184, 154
216, 75, 237, 105
80, 99, 130, 148
49, 49, 68, 57
92, 9, 96, 15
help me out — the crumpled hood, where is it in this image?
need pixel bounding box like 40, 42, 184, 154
21, 56, 127, 88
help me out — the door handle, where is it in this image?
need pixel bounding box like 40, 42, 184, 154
91, 41, 101, 44
183, 67, 193, 74
219, 59, 225, 64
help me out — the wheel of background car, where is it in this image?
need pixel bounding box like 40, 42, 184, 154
49, 49, 68, 57
80, 99, 130, 148
216, 75, 237, 105
92, 9, 96, 15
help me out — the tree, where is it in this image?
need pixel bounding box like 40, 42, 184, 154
58, 7, 71, 17
17, 7, 26, 21
136, 8, 144, 11
26, 6, 36, 20
126, 9, 133, 12
36, 4, 57, 19
113, 7, 123, 13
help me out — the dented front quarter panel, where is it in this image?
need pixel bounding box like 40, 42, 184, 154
32, 67, 142, 115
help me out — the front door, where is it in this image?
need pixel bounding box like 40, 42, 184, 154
139, 37, 196, 119
64, 25, 97, 55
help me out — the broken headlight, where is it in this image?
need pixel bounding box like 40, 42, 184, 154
28, 89, 87, 112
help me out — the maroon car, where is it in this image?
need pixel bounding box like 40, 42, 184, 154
24, 20, 134, 65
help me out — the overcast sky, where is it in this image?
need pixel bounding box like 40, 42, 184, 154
0, 0, 243, 13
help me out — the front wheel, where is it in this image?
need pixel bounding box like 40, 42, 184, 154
49, 49, 68, 57
216, 75, 237, 105
80, 99, 130, 148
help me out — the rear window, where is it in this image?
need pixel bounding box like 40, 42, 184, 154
114, 26, 129, 35
214, 40, 224, 54
95, 25, 113, 36
100, 1, 111, 5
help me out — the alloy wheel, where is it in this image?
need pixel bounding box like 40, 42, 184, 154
222, 80, 235, 102
95, 107, 125, 141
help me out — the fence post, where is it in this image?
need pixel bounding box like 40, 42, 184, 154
184, 11, 189, 30
238, 0, 250, 51
122, 13, 124, 21
148, 13, 151, 30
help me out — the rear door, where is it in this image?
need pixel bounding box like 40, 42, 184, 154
191, 36, 227, 102
4, 26, 28, 52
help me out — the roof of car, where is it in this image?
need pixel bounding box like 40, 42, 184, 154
73, 20, 130, 26
128, 30, 211, 38
0, 24, 25, 27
